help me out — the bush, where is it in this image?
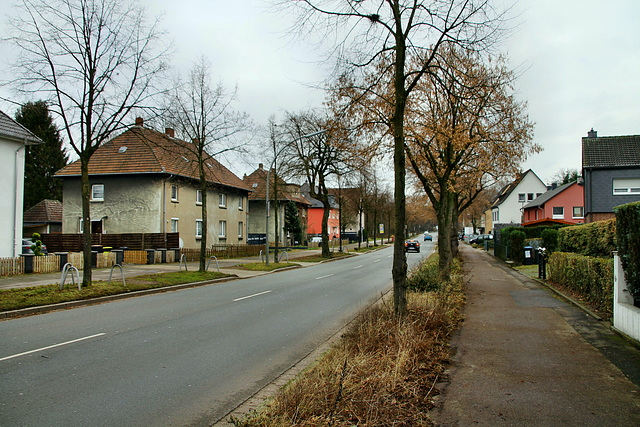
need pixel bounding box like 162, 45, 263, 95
510, 230, 526, 263
557, 218, 616, 257
614, 201, 640, 300
547, 252, 613, 317
407, 254, 441, 292
541, 228, 558, 252
31, 232, 44, 256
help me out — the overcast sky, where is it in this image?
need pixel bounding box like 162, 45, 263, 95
1, 0, 639, 185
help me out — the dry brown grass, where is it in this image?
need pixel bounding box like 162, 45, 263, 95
233, 261, 464, 426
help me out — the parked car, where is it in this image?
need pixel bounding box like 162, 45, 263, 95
22, 239, 48, 255
404, 239, 421, 253
310, 236, 322, 243
424, 233, 432, 241
469, 234, 493, 244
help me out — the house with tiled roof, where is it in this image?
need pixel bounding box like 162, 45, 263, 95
23, 199, 63, 236
489, 169, 546, 240
243, 164, 310, 245
582, 129, 640, 223
522, 181, 584, 226
55, 118, 252, 248
0, 109, 43, 257
301, 183, 341, 241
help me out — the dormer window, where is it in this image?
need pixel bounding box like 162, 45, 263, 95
118, 146, 127, 153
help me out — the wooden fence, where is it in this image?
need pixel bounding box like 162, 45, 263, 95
1, 245, 258, 277
39, 233, 180, 252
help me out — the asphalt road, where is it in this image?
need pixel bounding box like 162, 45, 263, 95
0, 241, 433, 426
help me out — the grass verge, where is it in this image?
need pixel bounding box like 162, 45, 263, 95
293, 252, 353, 263
233, 253, 464, 426
0, 271, 232, 312
351, 244, 389, 253
232, 263, 299, 272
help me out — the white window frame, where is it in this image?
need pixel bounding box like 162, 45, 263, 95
78, 218, 83, 233
552, 206, 564, 219
171, 185, 179, 202
91, 184, 104, 202
238, 196, 243, 210
613, 178, 640, 195
195, 219, 203, 239
527, 193, 534, 201
518, 193, 525, 203
572, 207, 584, 219
219, 193, 227, 208
196, 189, 203, 205
171, 218, 179, 233
238, 221, 243, 239
219, 220, 227, 238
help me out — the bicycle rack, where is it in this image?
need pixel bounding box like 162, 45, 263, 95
179, 254, 188, 271
259, 250, 264, 263
108, 264, 126, 287
60, 263, 80, 291
278, 251, 289, 263
206, 256, 220, 272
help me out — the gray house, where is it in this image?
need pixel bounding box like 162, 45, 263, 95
582, 129, 640, 223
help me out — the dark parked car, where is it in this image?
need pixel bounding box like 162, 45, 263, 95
469, 234, 493, 244
22, 239, 48, 255
405, 239, 421, 253
424, 233, 432, 241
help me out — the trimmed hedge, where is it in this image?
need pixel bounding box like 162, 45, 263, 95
557, 218, 616, 258
541, 228, 558, 252
510, 230, 526, 264
548, 251, 614, 317
502, 224, 568, 242
614, 201, 640, 299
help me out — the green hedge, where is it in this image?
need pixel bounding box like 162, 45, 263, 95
614, 201, 640, 299
548, 252, 613, 317
557, 218, 616, 257
502, 224, 568, 242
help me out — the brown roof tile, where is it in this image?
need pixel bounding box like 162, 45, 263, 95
55, 125, 251, 192
24, 199, 62, 223
244, 166, 310, 205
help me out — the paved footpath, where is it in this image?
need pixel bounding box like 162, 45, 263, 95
431, 244, 640, 426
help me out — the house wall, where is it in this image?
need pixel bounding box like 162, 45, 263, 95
307, 207, 340, 239
584, 167, 640, 221
523, 183, 585, 224
494, 171, 547, 225
62, 174, 249, 248
0, 139, 26, 257
246, 200, 287, 244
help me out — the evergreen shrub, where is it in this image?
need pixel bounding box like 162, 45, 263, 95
614, 201, 640, 300
557, 218, 616, 257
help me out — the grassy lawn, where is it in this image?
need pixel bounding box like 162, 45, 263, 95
231, 262, 299, 272
513, 264, 540, 279
0, 271, 232, 312
293, 251, 353, 263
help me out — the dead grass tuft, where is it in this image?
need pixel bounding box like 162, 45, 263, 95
234, 259, 465, 426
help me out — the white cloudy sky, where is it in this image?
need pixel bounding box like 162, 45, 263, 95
1, 0, 639, 184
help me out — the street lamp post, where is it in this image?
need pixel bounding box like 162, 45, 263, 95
265, 129, 327, 265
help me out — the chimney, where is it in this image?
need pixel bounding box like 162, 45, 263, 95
259, 163, 263, 169
135, 117, 143, 126
587, 128, 597, 138
165, 128, 174, 138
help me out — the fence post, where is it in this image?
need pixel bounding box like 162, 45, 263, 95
21, 254, 34, 274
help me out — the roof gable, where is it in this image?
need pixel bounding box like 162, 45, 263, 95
243, 166, 309, 205
491, 169, 545, 209
0, 109, 42, 145
55, 125, 251, 192
523, 181, 577, 209
582, 134, 640, 168
24, 199, 62, 223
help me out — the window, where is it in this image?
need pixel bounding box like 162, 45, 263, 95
238, 196, 243, 210
552, 206, 564, 219
527, 193, 534, 201
91, 184, 104, 201
195, 219, 203, 239
78, 218, 83, 233
536, 193, 542, 198
196, 190, 202, 205
219, 220, 226, 238
573, 207, 584, 218
219, 193, 227, 208
171, 185, 179, 202
613, 178, 640, 195
518, 193, 525, 203
171, 218, 179, 233
238, 221, 243, 239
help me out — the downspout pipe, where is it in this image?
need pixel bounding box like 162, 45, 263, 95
14, 140, 27, 257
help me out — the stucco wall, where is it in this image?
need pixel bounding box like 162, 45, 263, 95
0, 139, 25, 257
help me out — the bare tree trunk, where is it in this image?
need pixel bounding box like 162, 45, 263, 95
437, 191, 455, 282
199, 176, 207, 272
81, 159, 92, 287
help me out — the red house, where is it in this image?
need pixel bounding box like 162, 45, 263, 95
302, 185, 340, 240
522, 181, 585, 226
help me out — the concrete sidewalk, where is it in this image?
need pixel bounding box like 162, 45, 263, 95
431, 244, 640, 425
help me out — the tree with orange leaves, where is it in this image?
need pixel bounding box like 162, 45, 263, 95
405, 48, 539, 279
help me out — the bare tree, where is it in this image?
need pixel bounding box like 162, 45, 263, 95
287, 0, 506, 315
165, 56, 251, 271
8, 0, 169, 286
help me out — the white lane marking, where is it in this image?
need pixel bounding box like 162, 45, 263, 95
0, 333, 106, 362
316, 274, 334, 280
354, 265, 363, 269
233, 290, 272, 302
374, 259, 381, 263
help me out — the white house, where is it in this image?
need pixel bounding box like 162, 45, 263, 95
0, 109, 42, 257
490, 169, 547, 230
